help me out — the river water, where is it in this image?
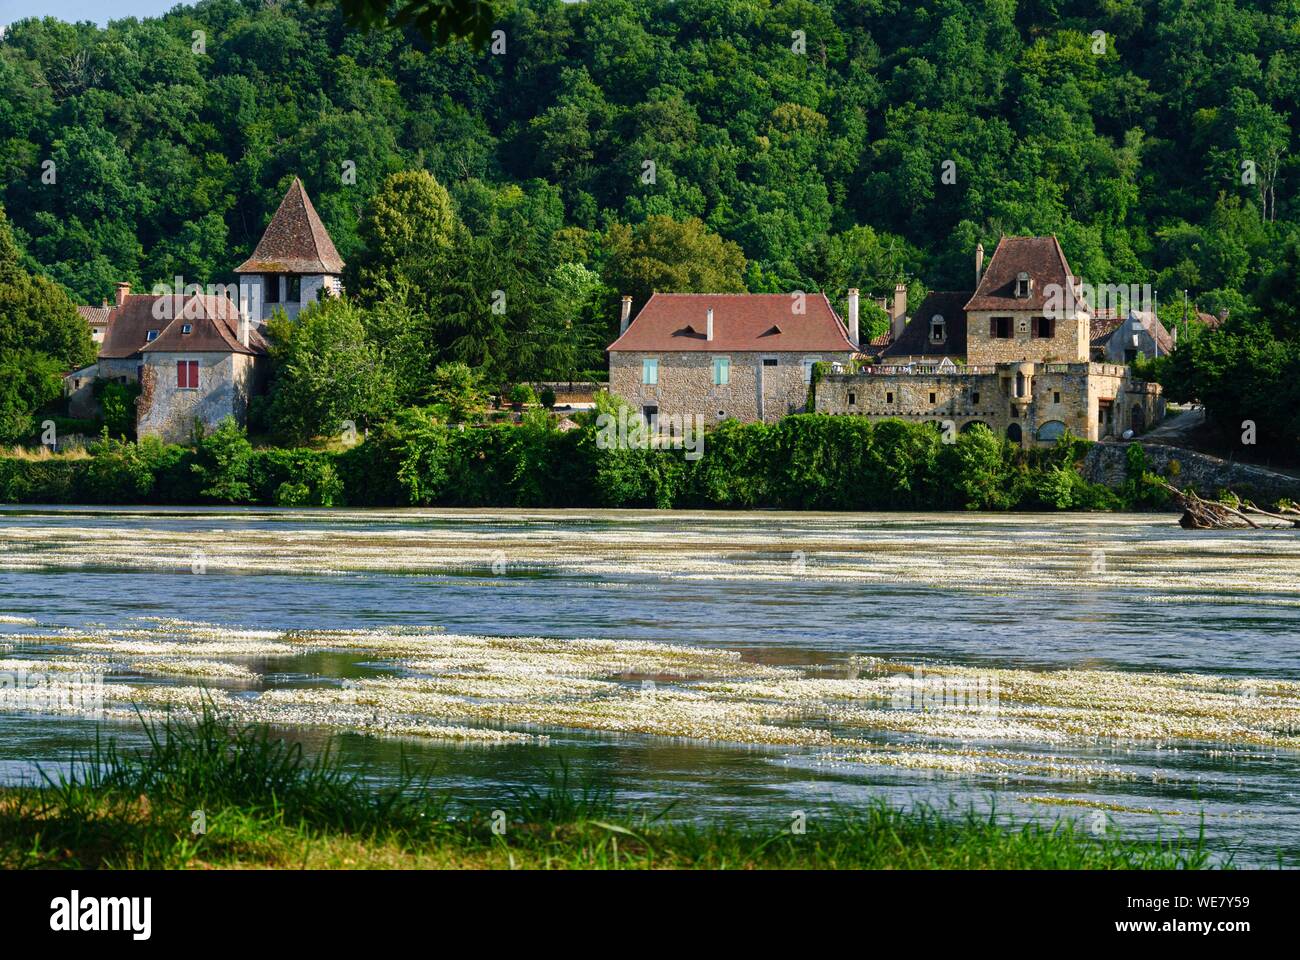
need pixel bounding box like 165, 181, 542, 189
1, 506, 1297, 865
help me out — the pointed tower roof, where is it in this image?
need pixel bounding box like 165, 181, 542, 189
235, 177, 344, 275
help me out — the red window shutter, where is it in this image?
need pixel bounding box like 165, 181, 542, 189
176, 360, 185, 387
188, 361, 199, 389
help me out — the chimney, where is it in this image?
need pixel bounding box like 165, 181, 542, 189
891, 283, 908, 341
238, 310, 250, 348
975, 243, 985, 287
706, 307, 714, 342
114, 281, 131, 307
846, 288, 860, 349
619, 295, 632, 336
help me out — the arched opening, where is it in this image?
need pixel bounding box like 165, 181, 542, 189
1036, 420, 1067, 443
1006, 423, 1023, 443
1131, 405, 1146, 434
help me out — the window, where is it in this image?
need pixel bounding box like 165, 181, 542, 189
848, 392, 856, 405
762, 358, 778, 367
146, 329, 159, 342
886, 391, 894, 404
176, 360, 199, 390
1016, 272, 1032, 298
1124, 349, 1138, 364
641, 405, 658, 427
712, 357, 730, 386
1015, 372, 1026, 398
930, 314, 946, 342
1053, 391, 1061, 404
971, 391, 980, 405
1037, 420, 1067, 442
641, 358, 658, 385
1033, 316, 1054, 338
802, 358, 820, 383
990, 316, 1013, 339
264, 275, 281, 303
287, 275, 301, 301
929, 392, 937, 404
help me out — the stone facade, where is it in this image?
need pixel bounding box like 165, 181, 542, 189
610, 350, 833, 424
136, 352, 263, 443
607, 292, 857, 425
814, 361, 1165, 445
238, 272, 342, 324
965, 308, 1091, 365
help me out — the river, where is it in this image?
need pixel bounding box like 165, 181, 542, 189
1, 506, 1297, 866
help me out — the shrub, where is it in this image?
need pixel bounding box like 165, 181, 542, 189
191, 417, 254, 503
93, 379, 140, 439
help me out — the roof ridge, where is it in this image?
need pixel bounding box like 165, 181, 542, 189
293, 178, 328, 272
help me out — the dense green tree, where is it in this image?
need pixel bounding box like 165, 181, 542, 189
349, 169, 463, 296
266, 298, 398, 441
603, 215, 747, 311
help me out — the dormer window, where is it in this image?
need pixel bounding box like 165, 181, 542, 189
181, 323, 193, 335
929, 314, 946, 342
146, 330, 159, 341
1016, 272, 1032, 298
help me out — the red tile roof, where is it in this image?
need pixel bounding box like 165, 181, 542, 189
76, 304, 113, 327
99, 294, 265, 358
964, 236, 1076, 312
607, 293, 856, 353
235, 178, 344, 275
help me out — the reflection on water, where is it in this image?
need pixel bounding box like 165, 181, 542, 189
1, 506, 1298, 866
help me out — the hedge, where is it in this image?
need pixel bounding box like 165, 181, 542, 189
0, 416, 1138, 512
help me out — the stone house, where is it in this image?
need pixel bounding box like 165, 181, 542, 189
607, 292, 859, 425
63, 177, 343, 441
235, 177, 344, 324
1089, 308, 1175, 363
814, 236, 1165, 445
76, 302, 113, 346
65, 287, 268, 441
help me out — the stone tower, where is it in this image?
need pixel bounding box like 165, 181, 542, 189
235, 178, 344, 325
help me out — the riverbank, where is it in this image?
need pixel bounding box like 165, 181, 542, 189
0, 713, 1217, 870
1, 413, 1179, 511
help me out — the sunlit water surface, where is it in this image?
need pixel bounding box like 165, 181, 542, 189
1, 506, 1298, 866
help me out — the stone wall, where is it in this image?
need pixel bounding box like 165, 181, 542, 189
1083, 442, 1300, 504
966, 308, 1090, 365
610, 349, 853, 424
814, 361, 1164, 446
137, 352, 263, 442
240, 273, 340, 323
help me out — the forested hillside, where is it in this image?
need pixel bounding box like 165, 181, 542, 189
3, 0, 1297, 304
1, 0, 1298, 449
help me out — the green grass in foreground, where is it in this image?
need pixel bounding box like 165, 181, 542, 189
0, 712, 1221, 870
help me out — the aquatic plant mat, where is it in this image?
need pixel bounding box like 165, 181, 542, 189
0, 712, 1215, 870
3, 617, 1298, 772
